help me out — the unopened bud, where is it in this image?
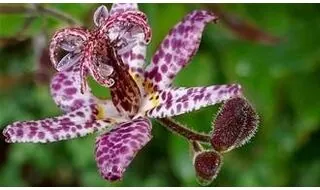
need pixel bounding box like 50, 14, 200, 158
193, 150, 223, 186
211, 97, 259, 153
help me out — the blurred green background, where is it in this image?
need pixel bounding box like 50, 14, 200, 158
0, 3, 320, 187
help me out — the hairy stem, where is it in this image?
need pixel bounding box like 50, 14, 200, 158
156, 118, 211, 143
191, 141, 203, 153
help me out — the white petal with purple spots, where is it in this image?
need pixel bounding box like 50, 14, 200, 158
146, 84, 242, 118
50, 64, 96, 113
144, 10, 218, 90
3, 103, 123, 143
110, 3, 138, 15
95, 117, 151, 181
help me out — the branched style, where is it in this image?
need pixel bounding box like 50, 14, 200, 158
49, 4, 151, 94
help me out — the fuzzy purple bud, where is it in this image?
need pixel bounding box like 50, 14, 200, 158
211, 97, 259, 153
193, 150, 223, 186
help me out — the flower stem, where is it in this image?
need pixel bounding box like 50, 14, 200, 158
156, 118, 211, 143
191, 141, 203, 153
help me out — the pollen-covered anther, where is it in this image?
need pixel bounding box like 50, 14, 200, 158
193, 150, 223, 186
210, 97, 259, 153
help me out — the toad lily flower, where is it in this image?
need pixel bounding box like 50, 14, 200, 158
3, 4, 243, 182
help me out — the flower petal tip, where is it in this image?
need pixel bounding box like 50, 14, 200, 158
2, 126, 13, 143
94, 5, 109, 27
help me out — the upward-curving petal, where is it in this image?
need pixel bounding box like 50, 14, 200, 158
95, 117, 152, 181
144, 10, 218, 90
100, 4, 149, 76
3, 102, 125, 143
49, 27, 89, 70
121, 38, 147, 77
146, 84, 242, 118
110, 3, 138, 15
50, 63, 96, 113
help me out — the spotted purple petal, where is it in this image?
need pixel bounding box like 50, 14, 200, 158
94, 5, 109, 27
50, 63, 96, 113
3, 103, 121, 143
110, 3, 138, 15
145, 10, 218, 90
109, 27, 147, 78
95, 117, 152, 181
147, 84, 242, 118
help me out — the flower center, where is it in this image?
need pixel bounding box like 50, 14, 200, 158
85, 34, 142, 118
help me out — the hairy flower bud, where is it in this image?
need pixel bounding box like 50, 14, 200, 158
193, 150, 223, 186
211, 97, 259, 153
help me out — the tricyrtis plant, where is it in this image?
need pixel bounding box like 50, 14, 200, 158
3, 3, 259, 185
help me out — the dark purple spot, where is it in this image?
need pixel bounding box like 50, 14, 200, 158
163, 38, 169, 48
155, 73, 162, 82
52, 84, 61, 91
28, 131, 37, 138
17, 129, 24, 137
64, 80, 73, 86
112, 158, 120, 164
119, 146, 129, 154
76, 111, 85, 117
64, 88, 77, 95
178, 24, 185, 34
158, 48, 164, 58
137, 54, 144, 60
38, 131, 45, 139
112, 166, 119, 173
164, 53, 172, 63
161, 64, 168, 73
152, 54, 159, 64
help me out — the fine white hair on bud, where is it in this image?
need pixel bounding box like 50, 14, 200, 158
211, 97, 259, 153
193, 150, 223, 186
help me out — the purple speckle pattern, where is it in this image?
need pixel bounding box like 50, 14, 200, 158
109, 3, 147, 77
144, 10, 218, 90
95, 117, 152, 181
2, 5, 248, 183
3, 104, 112, 143
50, 64, 96, 113
49, 3, 150, 93
110, 3, 138, 15
147, 84, 242, 118
93, 5, 109, 27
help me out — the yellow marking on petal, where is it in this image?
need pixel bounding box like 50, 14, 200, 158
139, 91, 160, 114
96, 104, 105, 120
143, 78, 156, 94
129, 70, 143, 87
151, 93, 160, 107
